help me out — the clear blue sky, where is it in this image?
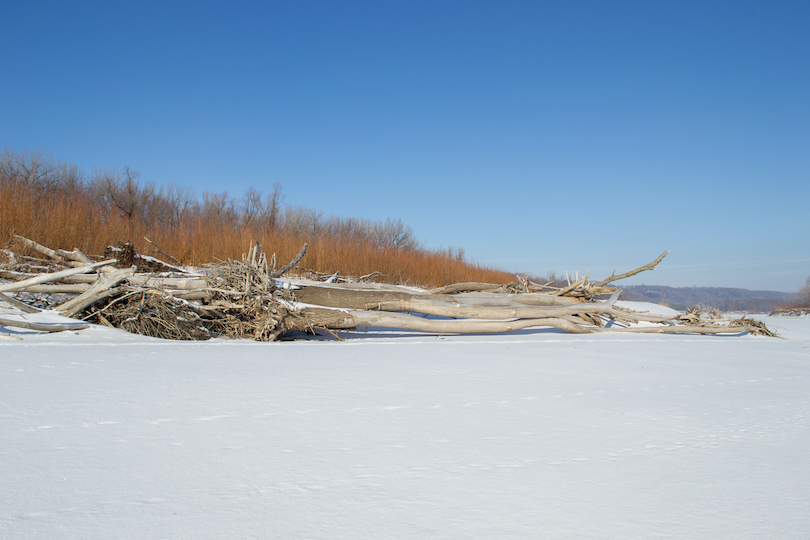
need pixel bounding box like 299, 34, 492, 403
2, 1, 808, 292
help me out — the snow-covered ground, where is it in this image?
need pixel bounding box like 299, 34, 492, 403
2, 305, 809, 539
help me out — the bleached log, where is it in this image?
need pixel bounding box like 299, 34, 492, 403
292, 286, 581, 311
426, 282, 503, 295
601, 307, 677, 324
286, 278, 423, 294
292, 307, 594, 335
555, 274, 588, 296
451, 292, 579, 307
595, 325, 757, 336
12, 235, 92, 267
0, 270, 98, 284
127, 275, 208, 289
57, 267, 137, 313
62, 286, 131, 318
365, 290, 622, 320
13, 235, 66, 262
0, 317, 90, 333
0, 259, 117, 293
57, 248, 92, 264
0, 292, 41, 313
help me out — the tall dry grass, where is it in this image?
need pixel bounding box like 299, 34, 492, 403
1, 151, 513, 287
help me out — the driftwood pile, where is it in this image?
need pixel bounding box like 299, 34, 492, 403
0, 236, 776, 340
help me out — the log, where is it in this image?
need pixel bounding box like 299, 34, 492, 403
62, 286, 131, 318
12, 235, 91, 268
294, 286, 436, 310
365, 290, 622, 320
0, 270, 99, 284
0, 317, 90, 333
594, 325, 755, 336
0, 259, 117, 293
426, 282, 503, 295
450, 292, 579, 307
57, 267, 137, 313
0, 292, 42, 313
554, 274, 588, 296
288, 306, 594, 335
127, 275, 208, 289
13, 235, 67, 262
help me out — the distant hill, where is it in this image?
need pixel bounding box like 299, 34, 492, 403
620, 285, 797, 312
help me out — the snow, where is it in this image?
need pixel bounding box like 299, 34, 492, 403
2, 306, 809, 539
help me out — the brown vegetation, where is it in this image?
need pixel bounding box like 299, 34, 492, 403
0, 149, 513, 287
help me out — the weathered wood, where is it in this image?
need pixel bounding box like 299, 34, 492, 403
0, 270, 99, 284
365, 290, 622, 320
128, 275, 208, 289
294, 286, 435, 310
0, 259, 117, 293
426, 282, 503, 295
56, 248, 92, 264
1, 240, 775, 340
57, 267, 137, 313
270, 243, 308, 278
451, 292, 579, 307
13, 235, 67, 262
0, 317, 90, 333
595, 250, 670, 288
554, 274, 588, 296
0, 292, 42, 313
288, 306, 594, 335
63, 286, 131, 318
595, 325, 755, 335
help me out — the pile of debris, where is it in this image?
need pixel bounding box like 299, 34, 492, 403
0, 236, 777, 340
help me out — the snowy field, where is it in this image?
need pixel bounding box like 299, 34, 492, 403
2, 305, 809, 539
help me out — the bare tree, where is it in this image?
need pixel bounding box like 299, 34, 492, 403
201, 191, 237, 225
90, 166, 155, 221
0, 148, 83, 193
266, 182, 284, 228
241, 187, 264, 227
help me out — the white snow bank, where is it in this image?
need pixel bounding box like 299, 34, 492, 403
1, 312, 809, 539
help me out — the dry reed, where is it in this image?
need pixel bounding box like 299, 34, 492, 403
1, 176, 514, 288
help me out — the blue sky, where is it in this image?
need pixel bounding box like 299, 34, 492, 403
2, 1, 808, 291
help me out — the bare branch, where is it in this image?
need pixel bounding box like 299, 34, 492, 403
594, 250, 671, 288
270, 243, 308, 278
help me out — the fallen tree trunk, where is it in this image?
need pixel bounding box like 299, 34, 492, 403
0, 292, 41, 313
364, 290, 622, 320
284, 306, 594, 335
0, 259, 117, 293
57, 267, 137, 314
0, 317, 90, 333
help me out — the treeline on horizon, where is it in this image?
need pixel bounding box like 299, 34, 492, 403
0, 149, 514, 287
620, 284, 809, 312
